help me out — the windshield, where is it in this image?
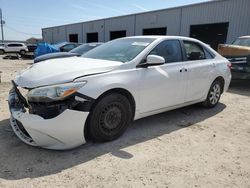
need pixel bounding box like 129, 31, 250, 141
83, 38, 155, 63
70, 43, 102, 54
232, 38, 250, 47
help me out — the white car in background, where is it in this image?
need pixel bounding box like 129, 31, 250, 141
0, 43, 28, 55
0, 43, 5, 54
8, 36, 231, 150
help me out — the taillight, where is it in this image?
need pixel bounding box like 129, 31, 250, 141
227, 62, 232, 70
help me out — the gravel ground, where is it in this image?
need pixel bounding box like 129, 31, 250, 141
0, 56, 250, 188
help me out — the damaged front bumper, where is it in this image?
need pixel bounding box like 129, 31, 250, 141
8, 84, 89, 150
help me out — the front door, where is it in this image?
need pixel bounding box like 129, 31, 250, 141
138, 40, 188, 114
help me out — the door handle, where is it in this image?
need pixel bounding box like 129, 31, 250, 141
180, 68, 188, 73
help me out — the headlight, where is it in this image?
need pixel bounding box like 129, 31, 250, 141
27, 81, 87, 102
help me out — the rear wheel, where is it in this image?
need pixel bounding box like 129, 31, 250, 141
0, 49, 4, 55
203, 80, 222, 108
20, 50, 26, 55
88, 93, 133, 142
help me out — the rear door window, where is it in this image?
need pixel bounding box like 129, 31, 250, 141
183, 41, 206, 61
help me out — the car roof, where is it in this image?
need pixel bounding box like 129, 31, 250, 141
7, 42, 25, 45
86, 42, 103, 45
239, 36, 250, 39
126, 35, 202, 42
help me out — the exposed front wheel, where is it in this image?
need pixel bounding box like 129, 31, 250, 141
203, 80, 222, 108
88, 93, 133, 142
0, 49, 4, 55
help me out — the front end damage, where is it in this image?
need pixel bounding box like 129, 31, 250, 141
8, 81, 93, 150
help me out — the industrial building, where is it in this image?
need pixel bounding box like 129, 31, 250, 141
42, 0, 250, 49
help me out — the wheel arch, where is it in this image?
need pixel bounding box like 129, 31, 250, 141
93, 88, 136, 117
213, 76, 225, 93
84, 88, 136, 140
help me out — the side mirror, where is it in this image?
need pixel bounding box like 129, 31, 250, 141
147, 55, 165, 65
138, 55, 165, 68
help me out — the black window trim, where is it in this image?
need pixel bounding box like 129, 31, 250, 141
203, 45, 216, 59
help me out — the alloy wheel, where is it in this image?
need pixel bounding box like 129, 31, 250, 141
209, 84, 221, 105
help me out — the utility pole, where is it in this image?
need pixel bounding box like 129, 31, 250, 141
0, 8, 4, 43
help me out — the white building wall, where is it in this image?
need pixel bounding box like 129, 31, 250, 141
42, 0, 250, 44
135, 9, 181, 36
180, 0, 250, 43
42, 28, 53, 43
65, 23, 83, 43
82, 20, 105, 42
51, 26, 66, 43
104, 15, 135, 41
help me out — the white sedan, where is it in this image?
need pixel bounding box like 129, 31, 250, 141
8, 36, 231, 150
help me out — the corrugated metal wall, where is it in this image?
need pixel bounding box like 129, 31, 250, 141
65, 23, 83, 43
135, 8, 181, 35
83, 20, 105, 42
52, 26, 66, 43
42, 0, 250, 44
180, 0, 250, 43
104, 15, 135, 41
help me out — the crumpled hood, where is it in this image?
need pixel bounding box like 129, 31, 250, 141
15, 57, 122, 88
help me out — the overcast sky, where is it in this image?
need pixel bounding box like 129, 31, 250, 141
0, 0, 211, 41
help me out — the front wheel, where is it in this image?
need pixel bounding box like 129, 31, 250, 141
87, 93, 133, 142
0, 49, 4, 55
202, 80, 222, 108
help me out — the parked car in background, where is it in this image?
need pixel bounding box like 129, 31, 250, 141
34, 42, 60, 58
218, 36, 250, 80
34, 43, 103, 63
8, 36, 231, 150
0, 43, 28, 55
34, 42, 81, 58
0, 43, 4, 54
27, 44, 37, 53
54, 42, 81, 52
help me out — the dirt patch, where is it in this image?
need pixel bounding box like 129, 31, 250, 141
0, 56, 250, 187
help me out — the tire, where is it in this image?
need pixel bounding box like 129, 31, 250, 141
202, 80, 223, 108
0, 49, 4, 55
87, 93, 133, 142
20, 50, 26, 55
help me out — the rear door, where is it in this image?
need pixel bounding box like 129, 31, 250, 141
181, 40, 215, 102
5, 44, 20, 52
138, 40, 188, 113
